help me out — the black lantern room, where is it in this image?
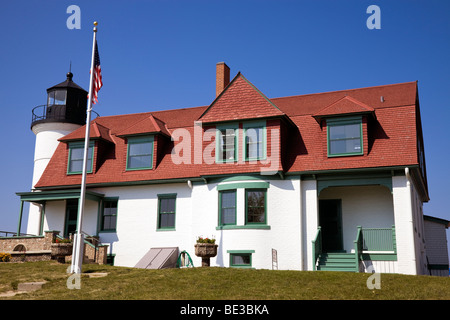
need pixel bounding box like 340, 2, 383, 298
31, 72, 88, 128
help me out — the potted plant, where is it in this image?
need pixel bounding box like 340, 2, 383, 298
51, 237, 73, 263
194, 236, 218, 267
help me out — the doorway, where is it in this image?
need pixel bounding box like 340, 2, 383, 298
319, 199, 343, 252
64, 199, 78, 237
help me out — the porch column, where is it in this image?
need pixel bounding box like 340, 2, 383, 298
302, 178, 319, 271
17, 200, 24, 236
392, 170, 417, 275
39, 203, 46, 236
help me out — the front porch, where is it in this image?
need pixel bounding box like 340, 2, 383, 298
1, 189, 109, 264
307, 171, 406, 273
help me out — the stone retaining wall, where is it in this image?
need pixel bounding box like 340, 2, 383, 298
0, 230, 108, 265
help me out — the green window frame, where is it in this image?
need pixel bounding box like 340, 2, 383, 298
67, 141, 94, 174
101, 197, 118, 232
126, 136, 154, 170
243, 121, 267, 161
245, 189, 267, 225
327, 116, 363, 157
228, 250, 255, 268
157, 194, 176, 230
219, 190, 237, 226
216, 124, 239, 163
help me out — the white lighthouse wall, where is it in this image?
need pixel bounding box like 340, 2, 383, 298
27, 122, 81, 235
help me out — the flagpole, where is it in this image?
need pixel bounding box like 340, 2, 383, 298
70, 21, 98, 274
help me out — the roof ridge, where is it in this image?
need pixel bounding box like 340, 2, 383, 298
270, 81, 418, 101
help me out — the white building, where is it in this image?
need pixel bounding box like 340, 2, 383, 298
13, 63, 449, 275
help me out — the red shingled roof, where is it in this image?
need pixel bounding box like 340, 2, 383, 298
116, 114, 170, 137
34, 78, 422, 189
198, 73, 285, 123
59, 121, 114, 143
312, 95, 375, 120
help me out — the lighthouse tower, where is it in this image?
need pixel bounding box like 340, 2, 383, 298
28, 72, 87, 234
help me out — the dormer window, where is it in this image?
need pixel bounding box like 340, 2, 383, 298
327, 116, 363, 157
68, 141, 94, 174
243, 122, 266, 161
216, 124, 238, 163
126, 136, 154, 170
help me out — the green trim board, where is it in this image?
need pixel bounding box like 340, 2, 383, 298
17, 189, 104, 203
317, 173, 392, 195
216, 225, 270, 230
212, 174, 282, 183
126, 135, 154, 171
326, 116, 363, 157
361, 253, 397, 261
217, 181, 270, 191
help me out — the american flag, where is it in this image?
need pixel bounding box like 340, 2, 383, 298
91, 40, 103, 104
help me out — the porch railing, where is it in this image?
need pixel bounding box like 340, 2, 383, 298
360, 226, 396, 252
313, 225, 396, 272
311, 226, 322, 271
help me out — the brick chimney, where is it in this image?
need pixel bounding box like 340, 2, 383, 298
216, 62, 230, 97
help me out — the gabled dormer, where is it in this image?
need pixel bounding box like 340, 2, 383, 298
59, 121, 114, 174
313, 95, 375, 158
116, 114, 171, 171
197, 64, 293, 173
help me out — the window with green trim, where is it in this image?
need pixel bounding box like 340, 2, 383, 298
219, 190, 236, 226
244, 125, 265, 160
68, 142, 94, 174
126, 136, 154, 170
327, 117, 363, 157
228, 251, 254, 268
158, 194, 176, 230
216, 126, 238, 163
246, 189, 266, 224
101, 198, 118, 232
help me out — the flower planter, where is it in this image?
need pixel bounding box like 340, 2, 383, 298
195, 243, 218, 267
51, 243, 73, 263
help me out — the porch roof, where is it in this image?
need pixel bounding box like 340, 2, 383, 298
16, 189, 104, 203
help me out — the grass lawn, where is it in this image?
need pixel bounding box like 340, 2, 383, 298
0, 261, 449, 300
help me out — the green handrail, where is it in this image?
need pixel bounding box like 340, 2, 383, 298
177, 250, 194, 268
312, 227, 322, 271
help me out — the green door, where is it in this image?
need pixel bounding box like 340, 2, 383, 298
319, 199, 343, 252
64, 199, 79, 237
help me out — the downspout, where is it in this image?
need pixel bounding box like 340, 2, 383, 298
404, 167, 418, 274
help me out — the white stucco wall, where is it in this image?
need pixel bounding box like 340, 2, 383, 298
302, 179, 318, 271
93, 178, 303, 270
392, 172, 426, 275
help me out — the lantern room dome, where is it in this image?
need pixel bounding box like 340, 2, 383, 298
31, 72, 88, 129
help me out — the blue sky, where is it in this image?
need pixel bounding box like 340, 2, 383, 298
1, 1, 449, 252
